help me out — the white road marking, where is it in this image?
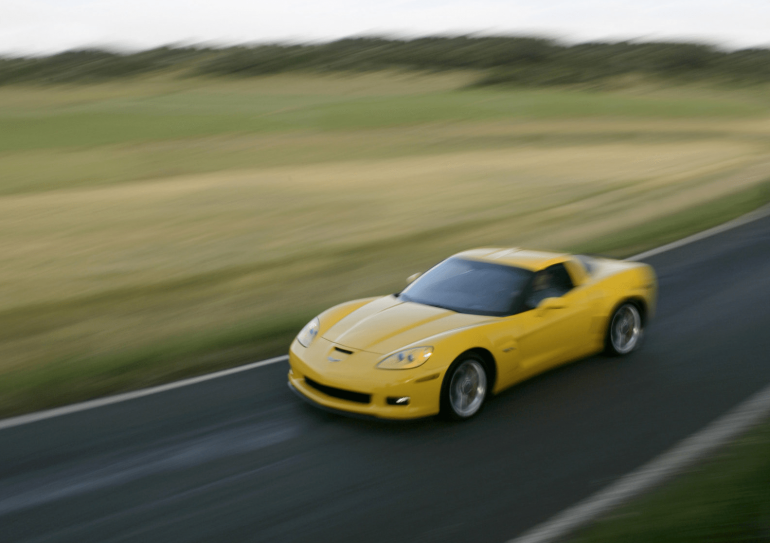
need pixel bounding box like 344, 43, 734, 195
0, 355, 288, 431
627, 204, 770, 262
0, 203, 768, 432
507, 382, 770, 543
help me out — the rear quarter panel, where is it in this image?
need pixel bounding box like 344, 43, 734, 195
588, 259, 658, 338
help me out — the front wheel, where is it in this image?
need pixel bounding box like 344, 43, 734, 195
605, 302, 643, 356
441, 354, 488, 420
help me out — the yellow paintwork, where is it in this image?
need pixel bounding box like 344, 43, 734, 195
288, 248, 657, 420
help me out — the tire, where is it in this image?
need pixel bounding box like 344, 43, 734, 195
440, 353, 489, 420
605, 302, 643, 356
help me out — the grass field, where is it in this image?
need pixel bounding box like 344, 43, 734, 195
1, 72, 770, 417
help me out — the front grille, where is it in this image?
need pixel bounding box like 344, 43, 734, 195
304, 377, 371, 404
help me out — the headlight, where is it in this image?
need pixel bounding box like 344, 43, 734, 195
377, 346, 433, 370
297, 317, 320, 348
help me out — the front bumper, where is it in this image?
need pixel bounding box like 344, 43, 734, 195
288, 338, 444, 420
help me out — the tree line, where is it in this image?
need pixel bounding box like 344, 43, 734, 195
1, 36, 768, 86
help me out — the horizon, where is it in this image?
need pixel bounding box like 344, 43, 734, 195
3, 0, 769, 56
2, 33, 770, 60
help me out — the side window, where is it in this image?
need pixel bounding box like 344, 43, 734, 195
524, 263, 575, 310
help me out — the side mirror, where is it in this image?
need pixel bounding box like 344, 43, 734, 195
406, 272, 422, 285
537, 297, 566, 315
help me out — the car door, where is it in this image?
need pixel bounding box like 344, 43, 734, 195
515, 263, 594, 372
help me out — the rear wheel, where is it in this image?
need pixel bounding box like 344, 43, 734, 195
441, 354, 488, 420
605, 302, 643, 356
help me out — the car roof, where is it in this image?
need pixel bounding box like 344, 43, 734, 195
453, 248, 570, 271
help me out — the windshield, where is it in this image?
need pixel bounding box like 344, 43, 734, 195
400, 258, 533, 316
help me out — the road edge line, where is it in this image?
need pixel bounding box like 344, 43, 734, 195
627, 203, 770, 261
507, 382, 770, 543
0, 355, 288, 431
2, 203, 768, 432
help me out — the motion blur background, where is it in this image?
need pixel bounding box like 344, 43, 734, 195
2, 1, 770, 418
2, 2, 770, 542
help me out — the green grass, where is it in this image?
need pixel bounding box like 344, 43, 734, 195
1, 79, 764, 153
574, 178, 770, 257
0, 315, 310, 414
1, 72, 770, 418
574, 418, 770, 543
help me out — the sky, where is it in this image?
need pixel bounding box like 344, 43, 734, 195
2, 0, 769, 55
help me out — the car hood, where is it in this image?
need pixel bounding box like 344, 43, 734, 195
322, 295, 491, 354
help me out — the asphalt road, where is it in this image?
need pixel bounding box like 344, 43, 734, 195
2, 214, 769, 543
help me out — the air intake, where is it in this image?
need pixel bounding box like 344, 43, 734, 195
304, 377, 371, 404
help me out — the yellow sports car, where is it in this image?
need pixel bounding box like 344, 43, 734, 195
288, 248, 657, 421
